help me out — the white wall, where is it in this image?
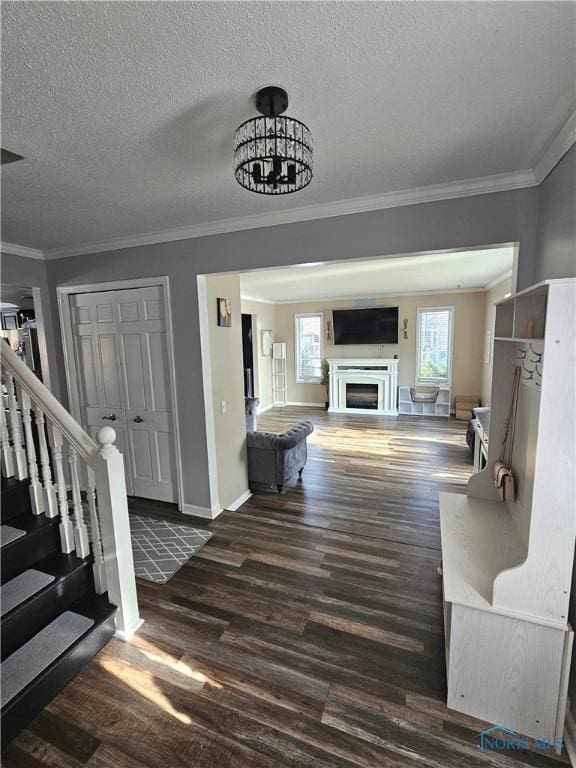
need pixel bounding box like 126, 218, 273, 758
204, 273, 248, 511
481, 275, 513, 406
273, 291, 487, 408
241, 298, 276, 412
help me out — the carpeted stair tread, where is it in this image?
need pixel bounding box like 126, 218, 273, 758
1, 526, 26, 547
1, 611, 94, 705
1, 570, 56, 617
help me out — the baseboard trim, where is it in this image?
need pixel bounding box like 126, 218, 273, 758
225, 489, 252, 511
287, 401, 326, 407
565, 709, 576, 767
257, 403, 274, 415
181, 503, 223, 520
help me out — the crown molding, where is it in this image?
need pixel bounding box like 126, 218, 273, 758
42, 169, 537, 261
0, 241, 45, 260
533, 106, 576, 185
244, 286, 494, 305
240, 294, 276, 305
484, 270, 513, 291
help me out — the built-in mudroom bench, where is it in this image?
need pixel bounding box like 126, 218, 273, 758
439, 278, 575, 747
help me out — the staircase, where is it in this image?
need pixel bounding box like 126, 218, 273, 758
0, 343, 141, 745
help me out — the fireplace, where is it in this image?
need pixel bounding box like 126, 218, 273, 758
346, 383, 379, 410
328, 359, 399, 415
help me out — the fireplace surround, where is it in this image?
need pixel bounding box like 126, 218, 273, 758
328, 359, 399, 415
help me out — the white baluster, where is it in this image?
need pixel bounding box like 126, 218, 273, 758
68, 446, 90, 558
0, 400, 15, 477
6, 376, 27, 479
35, 407, 58, 517
94, 427, 142, 639
50, 425, 75, 553
20, 389, 44, 514
87, 465, 106, 593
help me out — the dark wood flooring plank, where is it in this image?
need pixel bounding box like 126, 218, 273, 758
5, 409, 566, 767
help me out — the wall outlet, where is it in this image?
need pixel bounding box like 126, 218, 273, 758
220, 400, 227, 414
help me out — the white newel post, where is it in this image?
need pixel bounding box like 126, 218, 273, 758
94, 427, 142, 640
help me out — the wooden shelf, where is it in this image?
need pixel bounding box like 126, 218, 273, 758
439, 492, 527, 614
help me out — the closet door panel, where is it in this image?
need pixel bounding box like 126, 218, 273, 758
120, 333, 147, 412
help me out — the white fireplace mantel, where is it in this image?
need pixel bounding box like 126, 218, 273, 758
328, 358, 399, 415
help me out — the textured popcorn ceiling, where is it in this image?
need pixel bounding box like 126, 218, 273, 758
1, 1, 574, 251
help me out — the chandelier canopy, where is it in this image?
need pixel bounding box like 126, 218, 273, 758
234, 86, 313, 195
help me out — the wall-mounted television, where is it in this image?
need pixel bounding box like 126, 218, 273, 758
332, 307, 399, 345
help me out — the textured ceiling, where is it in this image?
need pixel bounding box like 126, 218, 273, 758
1, 1, 574, 251
240, 246, 514, 302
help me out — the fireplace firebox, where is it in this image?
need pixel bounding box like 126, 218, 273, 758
346, 383, 378, 410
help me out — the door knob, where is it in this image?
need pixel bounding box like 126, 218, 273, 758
102, 413, 117, 421
133, 416, 144, 423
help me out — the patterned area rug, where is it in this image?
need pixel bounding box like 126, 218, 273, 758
129, 514, 213, 583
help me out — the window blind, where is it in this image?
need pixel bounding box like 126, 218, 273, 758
417, 308, 453, 384
295, 314, 323, 381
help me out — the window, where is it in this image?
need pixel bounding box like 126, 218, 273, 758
295, 313, 323, 382
416, 306, 454, 385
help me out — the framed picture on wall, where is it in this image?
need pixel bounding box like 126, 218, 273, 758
217, 298, 232, 327
1, 312, 18, 330
261, 329, 273, 356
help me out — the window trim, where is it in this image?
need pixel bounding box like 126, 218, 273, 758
415, 305, 454, 387
294, 312, 324, 384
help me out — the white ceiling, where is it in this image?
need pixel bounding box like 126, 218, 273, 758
1, 2, 574, 253
240, 246, 514, 302
0, 284, 35, 308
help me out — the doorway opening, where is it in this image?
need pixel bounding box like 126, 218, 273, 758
241, 313, 254, 397
1, 283, 51, 386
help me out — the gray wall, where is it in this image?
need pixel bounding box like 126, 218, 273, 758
15, 186, 538, 511
534, 145, 576, 283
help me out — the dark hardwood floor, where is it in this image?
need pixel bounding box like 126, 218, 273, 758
2, 408, 569, 767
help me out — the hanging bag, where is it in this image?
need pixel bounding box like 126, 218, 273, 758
493, 365, 521, 502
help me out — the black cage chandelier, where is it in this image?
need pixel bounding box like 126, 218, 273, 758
234, 86, 313, 195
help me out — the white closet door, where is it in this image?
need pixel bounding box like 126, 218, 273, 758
69, 287, 177, 503
69, 291, 132, 493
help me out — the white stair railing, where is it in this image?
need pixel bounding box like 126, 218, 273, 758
20, 389, 44, 514
0, 404, 14, 477
6, 375, 27, 479
0, 343, 142, 640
